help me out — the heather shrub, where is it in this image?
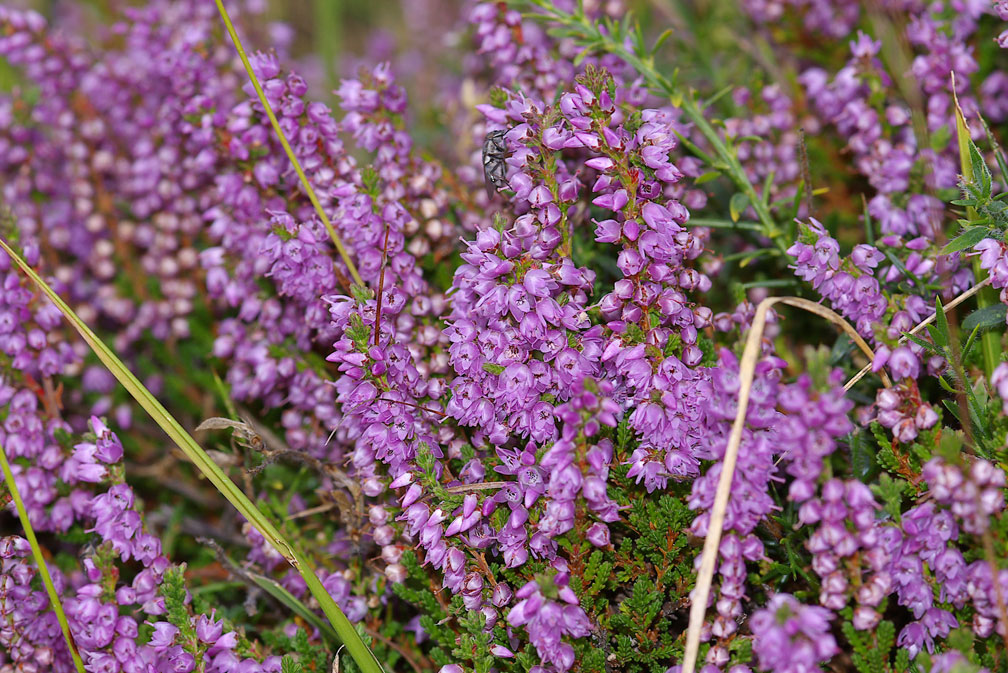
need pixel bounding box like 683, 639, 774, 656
1, 2, 1008, 673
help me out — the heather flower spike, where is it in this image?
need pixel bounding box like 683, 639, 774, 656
213, 0, 365, 290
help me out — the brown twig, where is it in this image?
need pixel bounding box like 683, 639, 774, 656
373, 223, 392, 346
377, 396, 447, 418
472, 550, 498, 589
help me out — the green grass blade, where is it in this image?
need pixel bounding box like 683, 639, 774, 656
212, 0, 364, 289
0, 439, 87, 673
0, 238, 384, 673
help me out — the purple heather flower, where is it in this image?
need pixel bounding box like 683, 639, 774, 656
750, 594, 839, 672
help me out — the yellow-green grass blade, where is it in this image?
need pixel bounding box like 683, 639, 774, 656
0, 438, 87, 673
213, 0, 364, 289
0, 238, 384, 673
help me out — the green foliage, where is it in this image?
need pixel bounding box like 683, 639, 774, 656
281, 655, 304, 673
594, 482, 694, 673
841, 619, 898, 673
449, 601, 497, 673
391, 550, 460, 669
385, 471, 696, 673
579, 550, 613, 598
962, 304, 1008, 335
729, 192, 749, 223
873, 473, 908, 521
482, 362, 505, 375
161, 565, 201, 657
262, 628, 331, 673
616, 412, 636, 454
848, 429, 879, 483
950, 132, 1007, 232
345, 313, 372, 351
623, 489, 692, 575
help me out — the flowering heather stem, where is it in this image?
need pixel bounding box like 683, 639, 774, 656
0, 236, 385, 673
526, 2, 787, 250
0, 438, 86, 673
213, 0, 365, 289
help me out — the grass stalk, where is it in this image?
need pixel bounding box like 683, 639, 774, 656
952, 83, 1000, 378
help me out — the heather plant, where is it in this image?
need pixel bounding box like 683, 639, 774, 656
1, 1, 1008, 673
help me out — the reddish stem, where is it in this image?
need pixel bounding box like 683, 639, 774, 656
373, 223, 392, 347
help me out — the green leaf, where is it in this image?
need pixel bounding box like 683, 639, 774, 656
482, 362, 505, 375
902, 331, 944, 356
969, 139, 992, 199
962, 304, 1007, 332
652, 28, 674, 54
962, 324, 982, 360
849, 431, 878, 483
872, 473, 907, 520
829, 334, 853, 366
937, 375, 958, 394
0, 238, 383, 673
729, 192, 750, 223
954, 88, 974, 186
883, 249, 923, 288
979, 112, 1008, 187
877, 619, 895, 655
942, 398, 962, 423
940, 226, 990, 255
932, 296, 949, 348
281, 655, 304, 673
694, 171, 721, 185
244, 567, 341, 646
894, 648, 910, 672
946, 626, 974, 652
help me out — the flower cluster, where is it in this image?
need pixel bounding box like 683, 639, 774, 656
749, 594, 840, 673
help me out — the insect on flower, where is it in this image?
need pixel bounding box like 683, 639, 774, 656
482, 129, 509, 197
